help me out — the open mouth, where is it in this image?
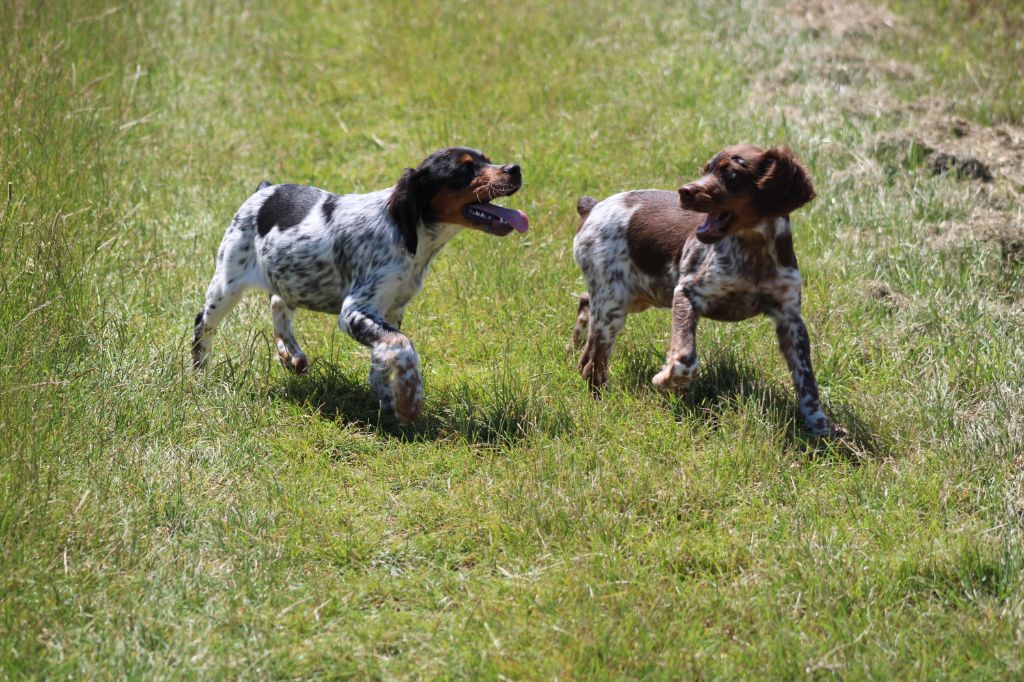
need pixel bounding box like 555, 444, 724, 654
462, 188, 529, 236
696, 212, 731, 243
462, 183, 528, 236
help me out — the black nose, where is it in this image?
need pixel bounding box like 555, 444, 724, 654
502, 164, 521, 180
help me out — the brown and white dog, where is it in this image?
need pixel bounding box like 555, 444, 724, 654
572, 144, 840, 436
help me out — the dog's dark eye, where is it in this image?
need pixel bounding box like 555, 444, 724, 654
723, 167, 744, 189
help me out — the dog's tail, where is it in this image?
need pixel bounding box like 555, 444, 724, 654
575, 196, 598, 234
577, 195, 597, 218
256, 180, 273, 191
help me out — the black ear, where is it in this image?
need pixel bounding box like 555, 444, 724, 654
388, 168, 420, 255
755, 147, 816, 217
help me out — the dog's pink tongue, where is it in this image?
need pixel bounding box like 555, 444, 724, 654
512, 208, 528, 232
469, 203, 529, 233
509, 209, 529, 233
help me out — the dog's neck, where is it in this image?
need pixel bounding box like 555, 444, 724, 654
416, 221, 464, 261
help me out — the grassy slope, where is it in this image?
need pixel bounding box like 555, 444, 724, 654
1, 0, 1022, 678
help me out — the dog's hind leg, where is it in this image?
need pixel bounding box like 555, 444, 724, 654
191, 276, 248, 369
569, 293, 590, 352
271, 295, 308, 374
573, 224, 629, 392
578, 285, 627, 392
191, 218, 260, 369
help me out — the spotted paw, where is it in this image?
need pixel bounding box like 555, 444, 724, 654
652, 361, 695, 393
392, 354, 422, 425
278, 351, 309, 374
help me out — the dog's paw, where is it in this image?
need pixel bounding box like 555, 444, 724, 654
370, 342, 421, 425
829, 422, 849, 439
805, 414, 847, 441
392, 353, 422, 426
191, 340, 210, 370
369, 360, 395, 415
823, 421, 849, 441
580, 360, 608, 395
579, 342, 611, 394
652, 360, 696, 393
277, 351, 309, 374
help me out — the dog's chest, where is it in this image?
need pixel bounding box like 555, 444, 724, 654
390, 264, 430, 307
382, 243, 445, 309
678, 240, 801, 320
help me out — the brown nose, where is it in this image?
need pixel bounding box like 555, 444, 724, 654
678, 185, 697, 205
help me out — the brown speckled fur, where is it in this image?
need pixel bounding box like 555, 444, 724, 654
573, 145, 841, 437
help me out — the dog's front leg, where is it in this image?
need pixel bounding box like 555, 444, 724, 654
771, 309, 836, 436
340, 292, 422, 425
653, 285, 699, 393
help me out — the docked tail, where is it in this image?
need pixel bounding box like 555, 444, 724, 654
256, 180, 272, 191
577, 195, 597, 218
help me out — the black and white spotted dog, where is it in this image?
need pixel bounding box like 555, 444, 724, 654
191, 147, 528, 424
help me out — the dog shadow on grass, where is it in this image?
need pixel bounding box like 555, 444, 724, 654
270, 361, 566, 446
268, 349, 886, 457
618, 348, 889, 461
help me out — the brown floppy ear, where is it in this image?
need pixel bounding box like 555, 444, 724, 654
755, 146, 816, 217
387, 168, 420, 255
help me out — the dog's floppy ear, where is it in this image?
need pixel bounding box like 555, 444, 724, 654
755, 146, 816, 217
388, 168, 420, 255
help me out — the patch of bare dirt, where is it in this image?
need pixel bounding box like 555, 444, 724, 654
870, 132, 995, 182
865, 279, 912, 314
783, 0, 903, 39
927, 153, 993, 182
910, 111, 1024, 184
758, 0, 1024, 271
867, 110, 1024, 260
765, 1, 1024, 190
930, 206, 1024, 258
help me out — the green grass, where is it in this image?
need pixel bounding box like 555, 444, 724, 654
2, 0, 1023, 678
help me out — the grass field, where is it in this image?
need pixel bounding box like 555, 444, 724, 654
2, 0, 1023, 678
